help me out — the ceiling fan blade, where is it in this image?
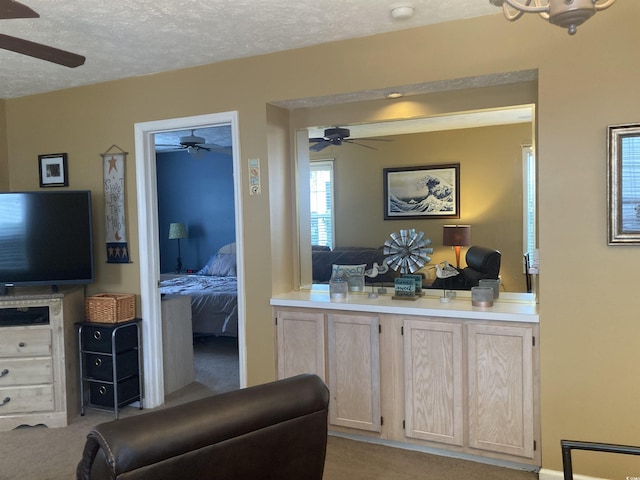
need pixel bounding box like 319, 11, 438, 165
0, 0, 38, 19
344, 140, 378, 150
355, 137, 392, 142
0, 34, 85, 67
310, 141, 331, 152
309, 137, 325, 143
199, 145, 232, 154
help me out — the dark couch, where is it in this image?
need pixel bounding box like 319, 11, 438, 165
77, 374, 329, 480
431, 245, 501, 290
312, 246, 400, 284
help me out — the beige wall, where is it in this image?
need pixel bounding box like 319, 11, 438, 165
3, 3, 640, 475
310, 122, 532, 292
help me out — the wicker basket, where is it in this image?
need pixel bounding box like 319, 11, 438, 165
85, 293, 136, 323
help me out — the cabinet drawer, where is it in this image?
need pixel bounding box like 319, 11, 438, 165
0, 358, 52, 386
82, 323, 138, 354
0, 330, 52, 358
85, 349, 138, 382
89, 376, 140, 408
0, 385, 54, 413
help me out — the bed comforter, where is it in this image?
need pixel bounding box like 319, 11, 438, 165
160, 274, 238, 337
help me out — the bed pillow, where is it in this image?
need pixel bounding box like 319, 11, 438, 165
197, 253, 237, 277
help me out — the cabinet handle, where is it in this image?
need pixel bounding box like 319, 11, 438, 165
0, 369, 8, 378
94, 358, 102, 367
0, 397, 10, 407
93, 331, 102, 340
18, 342, 25, 348
99, 386, 107, 395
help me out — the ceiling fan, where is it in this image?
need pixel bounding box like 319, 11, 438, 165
0, 0, 85, 67
156, 130, 232, 158
309, 127, 390, 152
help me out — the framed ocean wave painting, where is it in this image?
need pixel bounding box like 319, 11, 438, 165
383, 163, 460, 220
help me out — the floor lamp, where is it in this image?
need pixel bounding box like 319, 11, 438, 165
168, 222, 187, 273
442, 225, 471, 269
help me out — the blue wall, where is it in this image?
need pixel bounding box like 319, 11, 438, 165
156, 149, 235, 273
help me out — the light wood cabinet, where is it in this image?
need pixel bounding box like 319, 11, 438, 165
327, 313, 381, 432
403, 318, 464, 446
275, 308, 325, 381
273, 303, 539, 466
0, 287, 84, 431
275, 308, 381, 433
467, 323, 535, 459
401, 317, 538, 462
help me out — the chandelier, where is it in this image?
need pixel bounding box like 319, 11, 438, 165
489, 0, 616, 35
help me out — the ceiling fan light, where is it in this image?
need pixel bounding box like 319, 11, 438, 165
492, 0, 616, 35
547, 0, 596, 34
386, 92, 404, 99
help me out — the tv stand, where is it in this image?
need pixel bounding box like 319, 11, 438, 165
0, 286, 84, 431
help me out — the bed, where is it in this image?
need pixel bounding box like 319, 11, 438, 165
160, 244, 238, 337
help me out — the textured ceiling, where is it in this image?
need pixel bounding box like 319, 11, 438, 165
0, 0, 501, 99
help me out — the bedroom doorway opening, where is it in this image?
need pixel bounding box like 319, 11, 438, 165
134, 112, 246, 409
154, 125, 240, 397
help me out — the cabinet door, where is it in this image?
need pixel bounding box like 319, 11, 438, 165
467, 323, 535, 459
403, 319, 463, 446
327, 313, 381, 432
275, 309, 325, 381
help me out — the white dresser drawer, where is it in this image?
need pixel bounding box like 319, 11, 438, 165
0, 385, 54, 413
0, 329, 52, 358
0, 358, 53, 386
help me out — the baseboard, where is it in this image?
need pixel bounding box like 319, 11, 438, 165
539, 468, 608, 480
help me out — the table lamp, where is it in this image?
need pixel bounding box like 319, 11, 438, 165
168, 222, 187, 273
442, 225, 471, 269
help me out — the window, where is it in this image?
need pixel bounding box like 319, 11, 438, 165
621, 135, 640, 229
522, 145, 536, 256
310, 160, 334, 250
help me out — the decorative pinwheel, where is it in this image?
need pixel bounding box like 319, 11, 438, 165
383, 229, 433, 274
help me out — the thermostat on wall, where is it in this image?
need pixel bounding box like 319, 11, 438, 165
249, 158, 261, 195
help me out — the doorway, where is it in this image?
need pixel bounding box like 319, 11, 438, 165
134, 111, 246, 409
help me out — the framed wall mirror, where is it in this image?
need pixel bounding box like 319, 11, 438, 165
290, 81, 538, 297
608, 123, 640, 244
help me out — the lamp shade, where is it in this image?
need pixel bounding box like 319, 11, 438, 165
168, 222, 187, 240
442, 225, 470, 246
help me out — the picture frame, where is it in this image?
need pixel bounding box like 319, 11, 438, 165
383, 163, 460, 220
608, 123, 640, 244
38, 153, 68, 187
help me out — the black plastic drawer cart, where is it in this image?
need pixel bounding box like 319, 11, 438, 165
77, 319, 143, 418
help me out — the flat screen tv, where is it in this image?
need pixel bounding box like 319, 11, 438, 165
0, 190, 94, 290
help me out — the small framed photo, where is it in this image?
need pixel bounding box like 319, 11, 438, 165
38, 153, 68, 187
383, 163, 460, 220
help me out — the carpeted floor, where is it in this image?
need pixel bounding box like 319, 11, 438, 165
190, 334, 240, 394
323, 436, 537, 480
0, 336, 538, 479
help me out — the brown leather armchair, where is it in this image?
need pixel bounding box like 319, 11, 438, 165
461, 245, 501, 288
77, 374, 329, 480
